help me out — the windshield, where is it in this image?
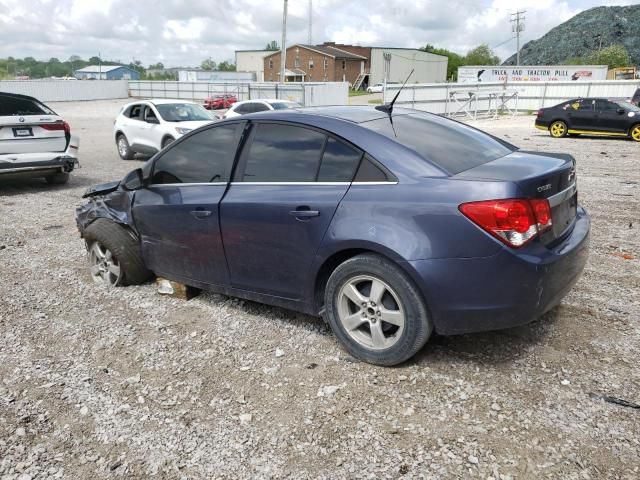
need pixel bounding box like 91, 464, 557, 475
614, 100, 640, 112
270, 102, 300, 110
155, 103, 213, 122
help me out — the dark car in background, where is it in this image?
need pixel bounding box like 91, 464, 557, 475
204, 94, 237, 110
535, 97, 640, 142
0, 92, 79, 184
76, 106, 590, 366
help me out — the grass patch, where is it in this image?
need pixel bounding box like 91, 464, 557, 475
368, 99, 383, 104
348, 90, 371, 97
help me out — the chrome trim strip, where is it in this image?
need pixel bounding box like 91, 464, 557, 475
548, 183, 576, 208
0, 165, 63, 174
228, 181, 398, 186
148, 182, 228, 187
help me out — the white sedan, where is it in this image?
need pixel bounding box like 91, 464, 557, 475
113, 99, 216, 159
223, 99, 301, 119
366, 83, 384, 93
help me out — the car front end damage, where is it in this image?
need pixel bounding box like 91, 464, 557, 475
75, 183, 136, 239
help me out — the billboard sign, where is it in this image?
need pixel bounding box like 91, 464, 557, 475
458, 66, 609, 83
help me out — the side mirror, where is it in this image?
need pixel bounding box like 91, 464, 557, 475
122, 168, 144, 191
617, 108, 626, 114
146, 116, 160, 124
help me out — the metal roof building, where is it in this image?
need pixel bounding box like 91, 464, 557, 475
73, 65, 141, 80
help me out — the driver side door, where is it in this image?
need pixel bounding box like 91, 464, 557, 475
132, 121, 246, 287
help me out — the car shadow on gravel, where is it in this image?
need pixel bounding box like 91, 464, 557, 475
0, 174, 105, 196
411, 308, 560, 367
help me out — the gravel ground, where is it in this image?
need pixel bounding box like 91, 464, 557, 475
1, 100, 639, 479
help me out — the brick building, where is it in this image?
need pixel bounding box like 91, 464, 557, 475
263, 43, 368, 84
260, 42, 448, 87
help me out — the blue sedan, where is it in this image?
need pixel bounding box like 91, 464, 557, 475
76, 106, 589, 366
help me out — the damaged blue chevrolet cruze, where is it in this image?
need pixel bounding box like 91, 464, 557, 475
76, 105, 589, 366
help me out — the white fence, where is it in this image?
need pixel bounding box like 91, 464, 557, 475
0, 80, 129, 102
384, 80, 640, 118
128, 81, 349, 107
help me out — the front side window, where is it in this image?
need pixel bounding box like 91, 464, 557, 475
151, 123, 243, 184
241, 123, 326, 182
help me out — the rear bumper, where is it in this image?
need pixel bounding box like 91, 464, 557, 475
535, 119, 550, 130
0, 134, 79, 176
406, 206, 590, 335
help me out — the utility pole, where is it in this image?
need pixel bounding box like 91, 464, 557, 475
308, 0, 312, 45
510, 11, 526, 66
98, 51, 102, 80
280, 0, 288, 84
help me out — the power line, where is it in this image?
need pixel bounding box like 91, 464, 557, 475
510, 10, 525, 66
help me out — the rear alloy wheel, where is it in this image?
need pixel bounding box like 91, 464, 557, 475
117, 134, 134, 160
630, 124, 640, 142
45, 172, 69, 185
83, 219, 151, 287
325, 254, 432, 366
549, 121, 568, 138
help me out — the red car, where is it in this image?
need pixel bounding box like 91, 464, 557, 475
204, 95, 237, 110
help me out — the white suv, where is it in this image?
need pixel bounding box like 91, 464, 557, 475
113, 99, 215, 159
0, 92, 79, 184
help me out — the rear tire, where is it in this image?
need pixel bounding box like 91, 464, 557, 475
45, 172, 69, 185
325, 253, 432, 366
630, 124, 640, 142
116, 134, 134, 160
549, 120, 568, 138
83, 219, 151, 286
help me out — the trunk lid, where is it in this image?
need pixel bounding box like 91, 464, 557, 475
456, 150, 577, 244
0, 114, 68, 154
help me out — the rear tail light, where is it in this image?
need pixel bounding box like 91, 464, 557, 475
536, 109, 544, 117
41, 121, 71, 134
459, 198, 552, 248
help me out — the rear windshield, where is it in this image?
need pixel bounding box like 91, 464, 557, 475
155, 103, 213, 122
270, 102, 300, 110
0, 95, 56, 116
360, 112, 515, 175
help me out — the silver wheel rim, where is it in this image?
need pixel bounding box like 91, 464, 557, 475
118, 137, 128, 157
337, 275, 405, 350
88, 242, 121, 286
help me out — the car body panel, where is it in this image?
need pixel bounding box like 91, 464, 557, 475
132, 185, 230, 286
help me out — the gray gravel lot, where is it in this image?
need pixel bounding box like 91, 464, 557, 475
1, 100, 639, 479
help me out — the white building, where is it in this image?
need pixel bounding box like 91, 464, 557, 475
235, 50, 274, 82
369, 48, 448, 85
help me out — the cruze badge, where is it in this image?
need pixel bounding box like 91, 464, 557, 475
537, 184, 552, 192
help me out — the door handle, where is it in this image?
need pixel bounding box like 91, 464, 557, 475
190, 209, 212, 219
289, 207, 320, 219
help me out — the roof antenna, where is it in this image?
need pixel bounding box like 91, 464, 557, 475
375, 68, 414, 116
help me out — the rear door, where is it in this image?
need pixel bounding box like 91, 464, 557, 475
132, 121, 245, 286
0, 93, 67, 155
595, 100, 628, 133
566, 99, 597, 131
220, 122, 363, 300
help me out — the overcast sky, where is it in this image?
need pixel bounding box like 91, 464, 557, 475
0, 0, 636, 67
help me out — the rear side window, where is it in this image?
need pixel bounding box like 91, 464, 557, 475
151, 123, 243, 184
354, 155, 394, 182
128, 104, 143, 120
240, 123, 326, 182
0, 95, 54, 116
360, 113, 514, 175
317, 138, 362, 182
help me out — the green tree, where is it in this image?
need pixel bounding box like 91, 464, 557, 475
201, 58, 216, 71
217, 60, 236, 71
148, 62, 165, 70
463, 44, 500, 66
420, 44, 463, 81
587, 44, 630, 69
265, 40, 279, 51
